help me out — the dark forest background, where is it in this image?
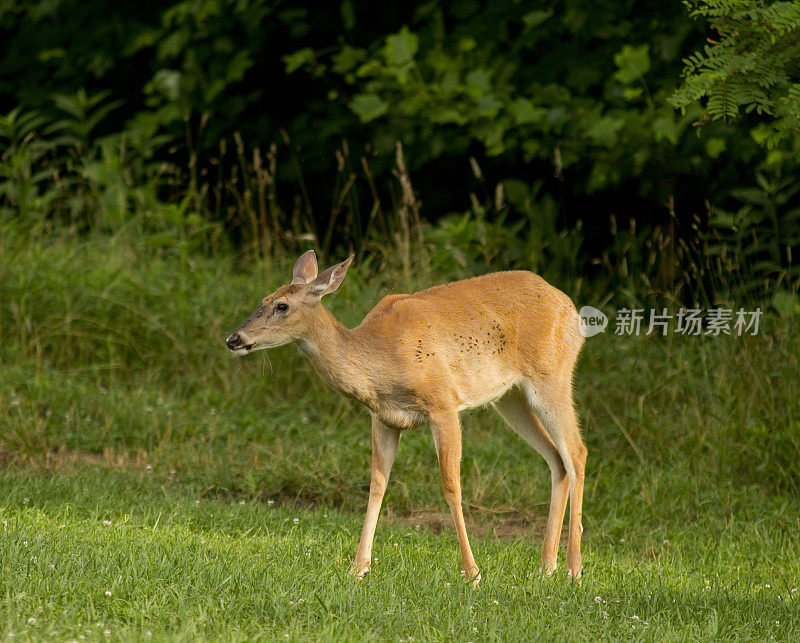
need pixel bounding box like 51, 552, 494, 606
2, 0, 799, 306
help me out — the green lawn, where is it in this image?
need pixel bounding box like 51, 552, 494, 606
2, 231, 799, 640
2, 469, 798, 641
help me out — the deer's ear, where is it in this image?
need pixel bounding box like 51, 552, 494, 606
309, 255, 353, 297
292, 250, 318, 284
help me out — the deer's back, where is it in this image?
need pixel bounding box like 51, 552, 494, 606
356, 271, 581, 415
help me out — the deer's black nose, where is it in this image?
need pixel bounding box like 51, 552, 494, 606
226, 333, 242, 350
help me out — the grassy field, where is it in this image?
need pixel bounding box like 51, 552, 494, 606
2, 229, 799, 640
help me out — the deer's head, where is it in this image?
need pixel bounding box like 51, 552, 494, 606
225, 250, 353, 355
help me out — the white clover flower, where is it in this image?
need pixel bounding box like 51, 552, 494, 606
104, 590, 112, 597
27, 618, 36, 625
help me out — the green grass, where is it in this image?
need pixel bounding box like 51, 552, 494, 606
1, 471, 798, 641
2, 228, 800, 640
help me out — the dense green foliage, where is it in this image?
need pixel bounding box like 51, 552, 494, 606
2, 0, 799, 293
671, 0, 800, 149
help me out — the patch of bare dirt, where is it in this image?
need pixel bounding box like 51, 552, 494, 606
384, 507, 548, 541
0, 447, 142, 472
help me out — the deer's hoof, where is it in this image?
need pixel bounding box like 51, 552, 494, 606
349, 562, 370, 580
461, 569, 481, 588
539, 562, 557, 577
567, 567, 583, 585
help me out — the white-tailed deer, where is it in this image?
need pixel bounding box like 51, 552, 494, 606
226, 250, 586, 584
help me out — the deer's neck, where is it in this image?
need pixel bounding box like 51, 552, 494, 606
298, 305, 377, 407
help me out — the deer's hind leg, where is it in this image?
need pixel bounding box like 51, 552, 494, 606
521, 379, 586, 579
493, 386, 569, 574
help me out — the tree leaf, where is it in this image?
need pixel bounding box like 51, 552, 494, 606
350, 94, 389, 122
613, 44, 650, 85
283, 48, 315, 74
384, 27, 418, 66
509, 98, 546, 125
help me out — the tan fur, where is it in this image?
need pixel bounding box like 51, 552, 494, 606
226, 252, 586, 583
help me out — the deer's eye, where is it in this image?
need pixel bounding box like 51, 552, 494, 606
275, 302, 289, 313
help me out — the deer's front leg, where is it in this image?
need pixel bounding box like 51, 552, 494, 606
350, 415, 400, 578
431, 410, 480, 587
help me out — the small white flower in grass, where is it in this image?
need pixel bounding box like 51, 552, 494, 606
293, 518, 299, 525
493, 600, 499, 605
631, 615, 639, 621
765, 584, 771, 588
268, 499, 275, 506
792, 588, 797, 594
105, 590, 112, 597
23, 541, 28, 547
102, 520, 111, 526
104, 630, 111, 637
595, 596, 602, 603
27, 618, 36, 625
23, 498, 29, 505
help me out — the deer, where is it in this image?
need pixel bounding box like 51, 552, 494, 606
225, 250, 586, 585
